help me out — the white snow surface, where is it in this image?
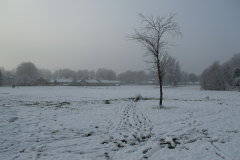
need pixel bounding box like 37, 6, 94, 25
0, 85, 240, 160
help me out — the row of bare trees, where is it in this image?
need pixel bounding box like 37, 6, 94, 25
0, 63, 119, 86
0, 62, 39, 86
201, 53, 240, 90
1, 59, 196, 87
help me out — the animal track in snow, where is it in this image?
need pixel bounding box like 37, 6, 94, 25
103, 103, 154, 148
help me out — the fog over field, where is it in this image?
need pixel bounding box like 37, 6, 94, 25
1, 0, 240, 75
1, 1, 240, 160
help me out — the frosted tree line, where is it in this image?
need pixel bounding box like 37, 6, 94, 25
0, 70, 2, 86
0, 59, 195, 86
201, 53, 240, 90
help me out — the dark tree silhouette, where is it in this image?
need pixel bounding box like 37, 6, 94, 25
0, 70, 2, 86
16, 62, 39, 79
126, 13, 182, 106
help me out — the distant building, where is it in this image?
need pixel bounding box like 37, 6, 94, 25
49, 78, 73, 86
58, 78, 73, 85
37, 78, 49, 86
140, 81, 154, 85
79, 79, 100, 86
49, 79, 57, 85
47, 78, 121, 86
188, 82, 200, 85
99, 80, 120, 86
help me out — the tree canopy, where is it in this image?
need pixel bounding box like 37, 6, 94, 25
16, 62, 39, 79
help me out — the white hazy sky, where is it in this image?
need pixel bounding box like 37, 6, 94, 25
1, 0, 240, 75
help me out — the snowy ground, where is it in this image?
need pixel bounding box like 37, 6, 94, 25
0, 85, 240, 160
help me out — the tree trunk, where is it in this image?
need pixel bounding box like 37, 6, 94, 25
169, 75, 171, 86
157, 60, 162, 106
159, 78, 163, 106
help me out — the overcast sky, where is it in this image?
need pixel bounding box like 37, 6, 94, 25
1, 0, 240, 75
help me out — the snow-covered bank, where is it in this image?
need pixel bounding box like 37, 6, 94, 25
0, 86, 240, 159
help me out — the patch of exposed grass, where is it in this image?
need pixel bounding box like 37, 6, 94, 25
9, 117, 18, 122
104, 100, 110, 104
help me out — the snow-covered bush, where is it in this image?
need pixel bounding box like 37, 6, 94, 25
135, 94, 143, 101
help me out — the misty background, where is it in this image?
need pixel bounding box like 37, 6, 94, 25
1, 0, 240, 75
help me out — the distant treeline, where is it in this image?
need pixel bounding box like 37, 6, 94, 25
0, 57, 199, 86
201, 53, 240, 90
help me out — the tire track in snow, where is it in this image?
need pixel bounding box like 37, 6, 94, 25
211, 142, 233, 160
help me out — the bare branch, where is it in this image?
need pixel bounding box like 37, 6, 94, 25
126, 13, 182, 106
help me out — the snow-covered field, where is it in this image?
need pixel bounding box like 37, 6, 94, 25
0, 85, 240, 160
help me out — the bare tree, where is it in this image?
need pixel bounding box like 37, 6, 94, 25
117, 70, 135, 84
200, 61, 225, 90
181, 71, 189, 86
166, 56, 176, 86
89, 70, 96, 79
16, 62, 39, 79
174, 61, 181, 86
189, 73, 198, 83
0, 70, 2, 86
126, 13, 182, 106
96, 68, 116, 80
38, 69, 52, 80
